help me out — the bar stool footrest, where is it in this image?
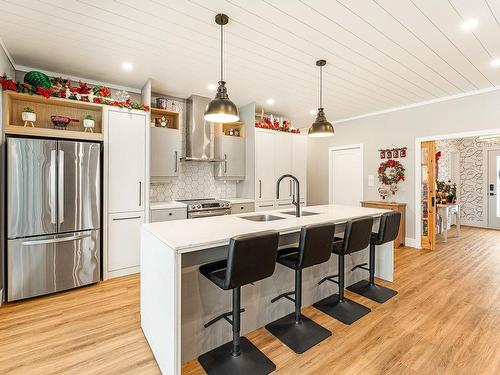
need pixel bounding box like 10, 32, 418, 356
347, 280, 398, 303
313, 294, 371, 325
270, 291, 295, 303
351, 263, 370, 272
318, 274, 339, 285
198, 336, 276, 375
265, 312, 331, 354
204, 308, 246, 328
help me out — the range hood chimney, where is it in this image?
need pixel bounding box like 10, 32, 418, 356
184, 95, 222, 162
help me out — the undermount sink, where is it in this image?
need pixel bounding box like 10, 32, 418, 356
280, 210, 320, 216
240, 214, 286, 222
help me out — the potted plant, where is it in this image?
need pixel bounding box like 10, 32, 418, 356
22, 107, 36, 127
83, 114, 95, 133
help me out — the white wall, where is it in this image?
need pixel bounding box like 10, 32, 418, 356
307, 89, 500, 241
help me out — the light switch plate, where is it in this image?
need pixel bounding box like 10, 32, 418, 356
368, 174, 375, 187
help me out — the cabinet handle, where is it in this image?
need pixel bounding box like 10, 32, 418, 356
139, 181, 142, 207
224, 154, 227, 173
289, 180, 292, 196
278, 202, 290, 206
113, 216, 141, 221
259, 180, 262, 198
174, 151, 178, 173
259, 204, 273, 208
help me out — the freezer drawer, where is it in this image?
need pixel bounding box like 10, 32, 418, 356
7, 230, 100, 301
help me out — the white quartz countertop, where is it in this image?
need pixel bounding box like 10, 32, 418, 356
150, 201, 187, 210
143, 204, 391, 253
221, 198, 255, 204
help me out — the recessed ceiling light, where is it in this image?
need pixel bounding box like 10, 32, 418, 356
266, 98, 275, 105
208, 83, 217, 91
309, 109, 316, 115
491, 58, 500, 68
461, 19, 478, 31
121, 62, 133, 71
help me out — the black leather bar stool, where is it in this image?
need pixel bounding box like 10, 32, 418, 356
198, 230, 280, 375
347, 211, 401, 303
313, 216, 374, 325
265, 223, 335, 354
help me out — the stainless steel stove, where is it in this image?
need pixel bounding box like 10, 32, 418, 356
177, 198, 231, 219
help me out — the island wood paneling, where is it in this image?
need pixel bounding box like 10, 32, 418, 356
0, 227, 498, 375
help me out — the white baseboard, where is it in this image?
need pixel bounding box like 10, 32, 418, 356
460, 221, 486, 228
404, 237, 419, 249
105, 266, 140, 280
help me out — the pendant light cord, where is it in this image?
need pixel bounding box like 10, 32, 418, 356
319, 65, 323, 108
220, 23, 224, 82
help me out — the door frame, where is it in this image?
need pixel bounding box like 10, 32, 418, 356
485, 148, 500, 227
415, 128, 500, 249
328, 144, 364, 205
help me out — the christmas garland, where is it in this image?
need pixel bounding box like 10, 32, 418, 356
255, 117, 300, 133
1, 73, 149, 111
378, 159, 405, 185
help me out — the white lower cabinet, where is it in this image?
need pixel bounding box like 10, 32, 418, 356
230, 203, 255, 214
255, 201, 276, 212
150, 208, 187, 222
107, 212, 144, 273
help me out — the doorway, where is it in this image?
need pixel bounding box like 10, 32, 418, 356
415, 129, 500, 249
328, 144, 363, 206
487, 149, 500, 228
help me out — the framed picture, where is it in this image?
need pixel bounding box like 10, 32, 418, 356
400, 148, 406, 157
387, 150, 392, 158
380, 150, 386, 159
393, 149, 399, 158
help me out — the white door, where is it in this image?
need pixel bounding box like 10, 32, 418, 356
255, 130, 276, 201
275, 133, 293, 199
329, 145, 363, 206
487, 150, 500, 228
150, 127, 181, 179
292, 135, 307, 204
108, 212, 144, 272
108, 110, 146, 213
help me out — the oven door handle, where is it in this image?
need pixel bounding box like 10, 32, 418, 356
189, 209, 231, 219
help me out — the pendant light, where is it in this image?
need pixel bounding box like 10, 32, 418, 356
308, 59, 334, 137
204, 14, 239, 123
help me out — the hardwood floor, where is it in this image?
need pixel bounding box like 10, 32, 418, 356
1, 226, 499, 374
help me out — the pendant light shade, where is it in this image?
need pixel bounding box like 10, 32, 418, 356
308, 59, 334, 137
204, 14, 239, 123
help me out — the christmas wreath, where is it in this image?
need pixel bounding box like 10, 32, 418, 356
378, 159, 405, 185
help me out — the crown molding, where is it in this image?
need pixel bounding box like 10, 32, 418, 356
333, 85, 500, 125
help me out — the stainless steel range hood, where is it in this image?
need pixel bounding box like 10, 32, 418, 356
184, 95, 222, 162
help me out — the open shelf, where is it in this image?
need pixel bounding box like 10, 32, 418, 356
214, 121, 245, 138
151, 107, 180, 129
3, 91, 104, 139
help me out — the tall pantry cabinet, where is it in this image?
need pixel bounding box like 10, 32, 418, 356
104, 108, 149, 279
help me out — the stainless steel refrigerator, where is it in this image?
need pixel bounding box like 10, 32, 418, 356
6, 137, 101, 301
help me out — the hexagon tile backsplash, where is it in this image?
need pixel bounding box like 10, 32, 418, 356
150, 161, 236, 202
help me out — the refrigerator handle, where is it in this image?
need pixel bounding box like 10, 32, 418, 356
50, 150, 57, 224
58, 150, 64, 224
21, 233, 92, 246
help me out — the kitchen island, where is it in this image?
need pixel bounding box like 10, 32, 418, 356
140, 204, 395, 375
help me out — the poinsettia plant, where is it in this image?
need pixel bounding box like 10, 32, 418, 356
378, 159, 405, 185
255, 117, 300, 134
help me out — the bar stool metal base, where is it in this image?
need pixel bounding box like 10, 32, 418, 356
313, 294, 371, 325
265, 312, 331, 354
347, 280, 398, 303
198, 337, 276, 375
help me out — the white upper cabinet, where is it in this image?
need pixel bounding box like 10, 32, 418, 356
214, 135, 245, 180
255, 130, 276, 201
292, 134, 307, 202
150, 127, 181, 180
108, 110, 147, 213
275, 132, 293, 200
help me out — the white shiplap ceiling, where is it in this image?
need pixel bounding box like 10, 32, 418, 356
1, 0, 500, 126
